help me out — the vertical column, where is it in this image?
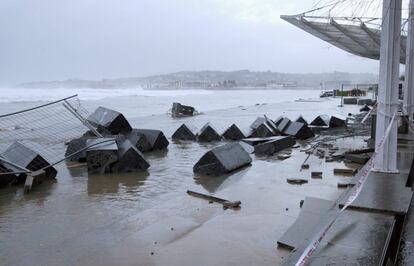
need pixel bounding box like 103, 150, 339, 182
405, 0, 414, 122
374, 0, 402, 172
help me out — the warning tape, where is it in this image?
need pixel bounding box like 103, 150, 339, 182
294, 112, 397, 266
360, 102, 377, 124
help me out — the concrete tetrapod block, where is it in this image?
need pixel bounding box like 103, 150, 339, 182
197, 123, 222, 142
193, 143, 252, 176
222, 124, 246, 141
277, 197, 336, 250
241, 136, 283, 146
172, 124, 197, 141
86, 138, 118, 174
3, 141, 57, 183
87, 106, 132, 134
250, 117, 267, 130
171, 102, 195, 117
276, 117, 291, 133
329, 115, 346, 128
124, 129, 153, 152
284, 122, 315, 140
65, 137, 95, 162
254, 136, 295, 156
250, 123, 277, 138
111, 139, 150, 173
360, 104, 371, 112
133, 129, 169, 150
310, 115, 331, 127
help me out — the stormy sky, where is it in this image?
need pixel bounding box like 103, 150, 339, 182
0, 0, 382, 85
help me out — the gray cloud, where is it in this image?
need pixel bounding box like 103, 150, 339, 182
0, 0, 379, 86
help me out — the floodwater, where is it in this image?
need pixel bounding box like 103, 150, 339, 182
0, 88, 366, 265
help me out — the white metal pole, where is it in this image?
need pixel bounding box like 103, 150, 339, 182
404, 0, 414, 123
374, 0, 402, 173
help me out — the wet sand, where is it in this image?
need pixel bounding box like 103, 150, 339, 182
0, 91, 366, 265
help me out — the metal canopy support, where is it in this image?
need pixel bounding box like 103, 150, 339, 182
405, 0, 414, 121
360, 22, 381, 49
330, 19, 374, 54
374, 0, 402, 173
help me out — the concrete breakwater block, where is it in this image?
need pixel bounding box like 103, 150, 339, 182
254, 136, 295, 156
284, 122, 315, 140
111, 139, 150, 172
329, 115, 346, 128
310, 115, 331, 127
250, 117, 267, 130
241, 136, 283, 146
276, 117, 292, 133
124, 129, 153, 152
65, 137, 93, 162
0, 162, 17, 187
358, 98, 374, 105
222, 124, 246, 140
87, 106, 132, 134
295, 115, 308, 125
343, 97, 358, 104
171, 102, 195, 117
86, 138, 118, 174
197, 123, 222, 142
193, 143, 252, 175
172, 124, 197, 141
249, 117, 279, 138
3, 141, 57, 183
133, 129, 169, 150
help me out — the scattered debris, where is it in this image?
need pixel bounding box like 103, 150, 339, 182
193, 143, 252, 175
360, 105, 371, 112
277, 154, 291, 160
287, 178, 308, 185
311, 172, 323, 178
357, 98, 374, 106
333, 168, 356, 175
186, 190, 241, 209
343, 98, 358, 105
301, 164, 309, 169
344, 153, 371, 164
337, 182, 349, 188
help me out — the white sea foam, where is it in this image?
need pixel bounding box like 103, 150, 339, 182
0, 87, 213, 103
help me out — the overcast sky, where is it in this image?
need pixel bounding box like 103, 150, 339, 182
0, 0, 381, 86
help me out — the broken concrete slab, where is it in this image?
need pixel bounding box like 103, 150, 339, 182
277, 197, 336, 250
338, 171, 413, 215
250, 117, 267, 130
111, 139, 150, 173
310, 115, 331, 127
344, 153, 371, 164
171, 124, 197, 141
197, 123, 222, 142
171, 102, 195, 117
281, 209, 395, 265
3, 141, 57, 183
311, 172, 322, 178
87, 106, 132, 134
193, 143, 252, 175
24, 169, 50, 193
254, 136, 295, 156
360, 104, 371, 112
295, 115, 308, 125
333, 168, 356, 175
187, 190, 241, 210
124, 129, 154, 152
65, 137, 93, 162
86, 138, 118, 174
222, 124, 246, 141
0, 162, 17, 188
284, 122, 315, 140
133, 129, 169, 150
241, 136, 282, 146
329, 115, 346, 128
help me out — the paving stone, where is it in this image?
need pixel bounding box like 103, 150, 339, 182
87, 106, 132, 134
193, 143, 252, 175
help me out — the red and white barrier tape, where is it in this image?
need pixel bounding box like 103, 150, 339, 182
360, 102, 377, 124
294, 112, 396, 266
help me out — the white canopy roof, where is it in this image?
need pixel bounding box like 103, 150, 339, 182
281, 15, 407, 64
